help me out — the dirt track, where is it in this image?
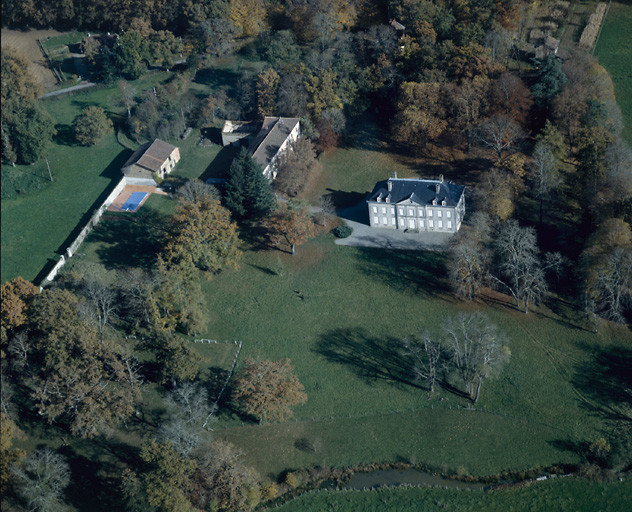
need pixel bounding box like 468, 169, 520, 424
1, 28, 65, 89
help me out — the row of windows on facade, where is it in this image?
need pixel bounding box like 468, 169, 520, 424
371, 205, 453, 218
376, 195, 447, 207
373, 216, 453, 229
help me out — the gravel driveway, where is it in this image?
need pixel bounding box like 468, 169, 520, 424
334, 203, 454, 251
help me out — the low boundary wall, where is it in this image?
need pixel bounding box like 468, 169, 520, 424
40, 177, 128, 286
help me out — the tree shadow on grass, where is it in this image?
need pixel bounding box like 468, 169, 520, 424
324, 188, 369, 209
59, 439, 139, 512
313, 328, 424, 391
572, 344, 632, 423
199, 144, 238, 182
53, 123, 78, 146
355, 247, 450, 298
194, 67, 241, 93
87, 209, 167, 270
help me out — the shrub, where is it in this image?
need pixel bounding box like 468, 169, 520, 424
261, 483, 279, 501
333, 225, 353, 238
284, 472, 300, 488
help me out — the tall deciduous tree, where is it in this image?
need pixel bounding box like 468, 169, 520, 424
529, 141, 562, 224
163, 196, 241, 276
230, 0, 266, 36
0, 277, 38, 332
1, 412, 25, 494
265, 204, 315, 255
444, 313, 510, 402
275, 138, 320, 197
448, 212, 492, 300
73, 106, 113, 145
224, 147, 276, 219
256, 68, 279, 120
28, 289, 141, 437
233, 358, 307, 423
493, 221, 562, 313
472, 116, 524, 158
400, 332, 441, 393
393, 81, 447, 149
12, 449, 71, 512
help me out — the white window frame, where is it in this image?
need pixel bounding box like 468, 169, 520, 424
438, 220, 443, 228
447, 211, 452, 218
428, 209, 433, 217
382, 216, 388, 225
408, 208, 414, 216
447, 220, 452, 229
398, 207, 404, 215
373, 216, 379, 224
409, 219, 415, 229
391, 217, 396, 225
418, 208, 424, 217
437, 210, 442, 217
429, 220, 434, 228
381, 206, 387, 214
372, 206, 377, 213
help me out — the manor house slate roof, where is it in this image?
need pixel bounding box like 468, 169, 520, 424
367, 178, 465, 207
123, 139, 178, 173
250, 117, 300, 170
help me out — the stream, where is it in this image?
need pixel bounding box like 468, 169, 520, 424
334, 468, 488, 491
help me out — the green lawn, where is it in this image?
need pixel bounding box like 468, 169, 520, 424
595, 1, 632, 145
272, 476, 632, 512
0, 60, 237, 283
64, 124, 632, 485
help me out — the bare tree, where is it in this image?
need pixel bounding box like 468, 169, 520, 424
604, 139, 632, 202
80, 279, 118, 337
493, 221, 562, 313
473, 116, 524, 158
118, 80, 136, 119
588, 248, 632, 324
177, 180, 220, 203
8, 331, 31, 373
448, 214, 493, 300
444, 313, 510, 402
12, 449, 71, 512
319, 194, 335, 227
400, 332, 441, 393
275, 138, 320, 197
529, 141, 562, 224
120, 268, 155, 329
158, 382, 210, 456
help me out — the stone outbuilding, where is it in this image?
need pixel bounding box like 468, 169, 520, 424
121, 139, 180, 183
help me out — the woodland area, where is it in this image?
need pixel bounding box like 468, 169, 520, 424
2, 0, 632, 511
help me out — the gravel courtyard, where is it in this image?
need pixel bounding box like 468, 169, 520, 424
334, 203, 455, 251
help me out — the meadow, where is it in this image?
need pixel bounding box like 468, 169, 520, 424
272, 476, 632, 512
595, 1, 632, 145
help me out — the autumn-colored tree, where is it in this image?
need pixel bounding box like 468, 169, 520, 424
1, 46, 41, 104
537, 119, 567, 161
162, 196, 241, 276
0, 412, 25, 494
0, 277, 38, 332
449, 43, 500, 83
230, 0, 266, 36
153, 331, 201, 385
305, 69, 342, 121
233, 358, 307, 423
552, 85, 589, 152
190, 441, 261, 512
266, 204, 316, 255
489, 72, 533, 126
445, 76, 489, 135
393, 81, 447, 149
275, 138, 320, 197
256, 68, 280, 120
472, 116, 524, 158
73, 106, 113, 146
136, 440, 196, 512
474, 168, 517, 221
28, 289, 141, 438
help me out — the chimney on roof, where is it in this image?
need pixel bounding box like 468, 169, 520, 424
439, 174, 444, 183
393, 171, 397, 179
436, 183, 441, 194
388, 180, 393, 192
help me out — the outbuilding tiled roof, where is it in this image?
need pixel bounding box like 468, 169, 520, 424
123, 139, 177, 172
367, 178, 465, 207
250, 117, 300, 170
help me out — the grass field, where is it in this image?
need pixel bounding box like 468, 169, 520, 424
595, 1, 632, 144
272, 476, 632, 512
0, 28, 65, 89
0, 61, 236, 283
70, 206, 632, 484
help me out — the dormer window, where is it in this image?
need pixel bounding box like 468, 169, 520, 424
376, 193, 382, 202
441, 200, 446, 206
432, 199, 437, 206
385, 195, 390, 203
